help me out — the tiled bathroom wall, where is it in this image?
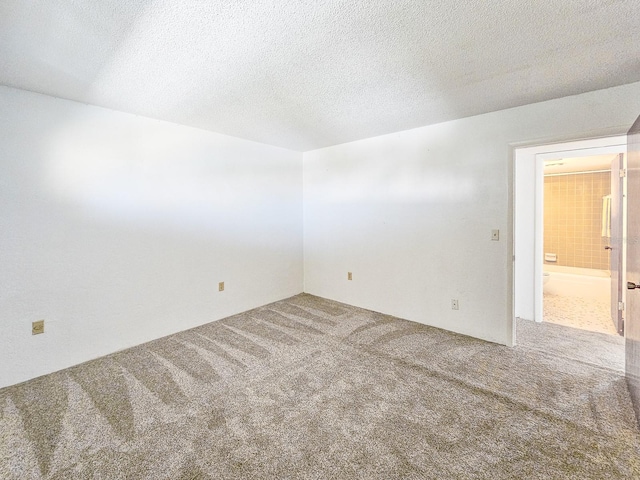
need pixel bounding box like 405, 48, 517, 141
543, 171, 611, 270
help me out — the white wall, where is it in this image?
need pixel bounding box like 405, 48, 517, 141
0, 86, 303, 388
4, 82, 640, 388
303, 82, 640, 346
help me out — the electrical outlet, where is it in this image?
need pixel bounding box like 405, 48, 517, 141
32, 320, 44, 335
491, 229, 500, 241
218, 281, 224, 292
451, 299, 459, 310
348, 272, 352, 281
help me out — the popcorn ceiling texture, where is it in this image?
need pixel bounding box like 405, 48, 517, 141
0, 295, 637, 479
1, 0, 640, 150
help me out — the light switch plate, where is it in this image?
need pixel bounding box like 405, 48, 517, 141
491, 229, 500, 241
218, 282, 224, 292
348, 272, 352, 281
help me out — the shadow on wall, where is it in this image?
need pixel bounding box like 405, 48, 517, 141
42, 112, 298, 238
305, 122, 478, 205
0, 1, 153, 100
0, 87, 303, 389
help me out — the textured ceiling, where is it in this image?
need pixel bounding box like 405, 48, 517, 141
1, 1, 640, 151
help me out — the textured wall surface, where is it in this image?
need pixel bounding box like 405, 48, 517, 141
0, 86, 303, 389
1, 1, 640, 150
304, 82, 640, 345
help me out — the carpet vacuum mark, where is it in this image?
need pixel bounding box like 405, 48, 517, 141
1, 294, 638, 479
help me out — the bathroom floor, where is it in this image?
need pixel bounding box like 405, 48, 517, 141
543, 294, 618, 336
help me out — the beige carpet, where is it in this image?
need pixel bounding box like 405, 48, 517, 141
518, 316, 625, 373
1, 294, 639, 479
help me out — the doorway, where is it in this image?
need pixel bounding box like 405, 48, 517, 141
541, 155, 619, 335
513, 135, 627, 370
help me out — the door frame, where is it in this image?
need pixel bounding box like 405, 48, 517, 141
610, 153, 626, 334
511, 134, 627, 345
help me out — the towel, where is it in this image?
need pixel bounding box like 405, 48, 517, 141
602, 195, 611, 237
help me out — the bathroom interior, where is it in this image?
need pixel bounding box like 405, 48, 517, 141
542, 154, 622, 336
